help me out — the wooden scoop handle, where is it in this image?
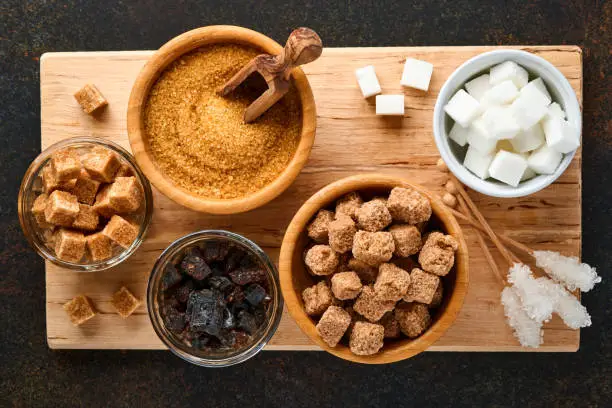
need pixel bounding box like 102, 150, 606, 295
278, 27, 323, 74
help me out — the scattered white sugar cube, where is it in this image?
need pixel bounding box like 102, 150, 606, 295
463, 145, 494, 179
510, 123, 545, 153
507, 263, 554, 322
444, 89, 481, 127
511, 94, 549, 130
482, 106, 521, 140
537, 278, 592, 329
521, 166, 537, 181
464, 74, 491, 101
534, 250, 602, 293
355, 65, 382, 98
547, 102, 566, 120
481, 80, 519, 107
542, 117, 580, 153
501, 287, 543, 348
448, 122, 469, 146
488, 150, 528, 187
527, 145, 563, 174
375, 95, 405, 115
490, 60, 529, 89
467, 118, 498, 154
520, 78, 552, 106
400, 58, 434, 91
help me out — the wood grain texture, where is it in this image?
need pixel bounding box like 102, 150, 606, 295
41, 45, 582, 351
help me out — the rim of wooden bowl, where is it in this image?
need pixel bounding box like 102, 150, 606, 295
279, 174, 469, 364
127, 25, 316, 214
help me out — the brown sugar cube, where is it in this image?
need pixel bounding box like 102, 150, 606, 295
41, 165, 77, 194
347, 257, 378, 283
54, 228, 86, 262
304, 245, 339, 276
111, 286, 141, 318
108, 176, 142, 213
349, 321, 385, 356
380, 311, 401, 339
72, 169, 101, 205
430, 282, 444, 308
50, 149, 81, 182
331, 271, 363, 300
82, 147, 120, 183
353, 285, 396, 322
328, 214, 357, 254
389, 224, 422, 257
307, 209, 335, 244
44, 190, 80, 227
352, 230, 395, 267
387, 187, 432, 225
374, 263, 411, 301
418, 231, 459, 276
369, 196, 387, 206
335, 192, 363, 221
93, 185, 115, 218
72, 204, 99, 231
356, 200, 392, 232
74, 84, 108, 114
302, 281, 333, 316
395, 302, 432, 338
102, 215, 139, 248
316, 305, 351, 347
63, 295, 96, 326
31, 193, 52, 227
114, 163, 134, 178
403, 268, 441, 304
85, 232, 113, 262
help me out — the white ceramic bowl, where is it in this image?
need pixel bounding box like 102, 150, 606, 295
433, 49, 582, 198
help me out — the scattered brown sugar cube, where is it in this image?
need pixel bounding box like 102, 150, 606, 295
316, 305, 351, 347
418, 231, 459, 276
307, 209, 335, 244
380, 311, 401, 338
430, 282, 444, 308
102, 215, 139, 248
31, 193, 52, 227
44, 190, 80, 227
114, 163, 133, 178
395, 302, 431, 338
82, 147, 120, 183
328, 214, 357, 253
356, 200, 392, 232
93, 185, 115, 218
331, 271, 363, 300
352, 231, 395, 266
353, 285, 396, 322
54, 228, 86, 262
304, 245, 339, 276
403, 268, 441, 304
63, 294, 96, 325
85, 232, 113, 262
74, 84, 108, 114
72, 204, 99, 231
335, 192, 363, 221
111, 286, 141, 318
50, 149, 81, 181
108, 176, 142, 213
302, 281, 333, 316
347, 257, 378, 283
41, 165, 77, 194
387, 187, 432, 225
72, 169, 101, 205
389, 224, 422, 257
349, 321, 384, 355
374, 263, 411, 301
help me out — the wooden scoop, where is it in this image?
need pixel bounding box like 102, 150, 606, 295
218, 27, 323, 123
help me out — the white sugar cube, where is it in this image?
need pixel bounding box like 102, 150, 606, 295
467, 118, 498, 154
355, 65, 382, 98
400, 58, 434, 91
448, 122, 469, 146
490, 60, 529, 89
520, 78, 552, 106
542, 117, 580, 153
521, 166, 537, 181
444, 89, 481, 127
510, 123, 545, 153
375, 95, 405, 115
464, 74, 491, 101
482, 106, 521, 140
463, 145, 494, 179
527, 145, 563, 174
511, 94, 549, 130
547, 102, 566, 120
488, 150, 528, 187
481, 80, 519, 107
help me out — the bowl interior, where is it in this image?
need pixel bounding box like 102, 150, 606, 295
434, 49, 581, 198
279, 174, 469, 364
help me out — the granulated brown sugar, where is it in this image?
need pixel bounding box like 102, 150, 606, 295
144, 44, 302, 199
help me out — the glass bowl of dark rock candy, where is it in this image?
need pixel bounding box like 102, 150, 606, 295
147, 230, 283, 367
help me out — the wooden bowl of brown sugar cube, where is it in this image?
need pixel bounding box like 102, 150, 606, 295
279, 174, 469, 364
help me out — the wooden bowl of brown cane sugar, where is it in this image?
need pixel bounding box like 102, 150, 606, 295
127, 26, 316, 214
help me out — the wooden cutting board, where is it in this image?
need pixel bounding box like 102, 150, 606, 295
41, 45, 582, 351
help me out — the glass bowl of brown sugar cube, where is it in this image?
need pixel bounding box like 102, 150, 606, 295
18, 137, 153, 271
